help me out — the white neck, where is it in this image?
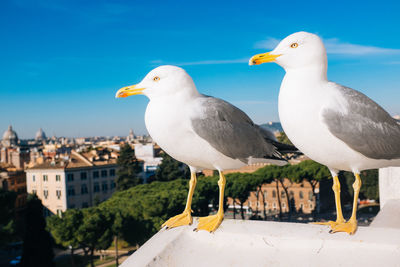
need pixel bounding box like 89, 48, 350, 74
284, 64, 328, 84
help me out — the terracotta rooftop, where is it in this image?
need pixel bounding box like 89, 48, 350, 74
27, 150, 117, 170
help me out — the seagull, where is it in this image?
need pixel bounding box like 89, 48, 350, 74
249, 31, 400, 234
115, 65, 295, 232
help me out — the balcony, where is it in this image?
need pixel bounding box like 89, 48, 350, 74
121, 167, 400, 267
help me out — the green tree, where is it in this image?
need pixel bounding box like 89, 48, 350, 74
251, 174, 274, 220
47, 209, 83, 267
76, 207, 114, 267
343, 169, 379, 201
116, 144, 142, 190
154, 153, 190, 182
255, 165, 289, 220
284, 160, 330, 217
226, 173, 257, 219
20, 195, 54, 267
100, 179, 192, 245
192, 175, 219, 216
111, 211, 124, 267
0, 189, 17, 246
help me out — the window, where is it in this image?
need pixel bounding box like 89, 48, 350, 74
93, 171, 99, 179
282, 203, 286, 209
94, 183, 100, 193
309, 203, 313, 209
57, 209, 62, 217
82, 202, 88, 208
299, 191, 304, 199
289, 191, 294, 199
281, 191, 285, 198
43, 190, 49, 199
102, 182, 108, 192
272, 190, 276, 198
308, 191, 313, 201
101, 170, 107, 178
80, 172, 87, 180
273, 202, 277, 209
56, 190, 61, 199
33, 175, 36, 182
67, 173, 74, 182
67, 186, 75, 196
263, 190, 267, 199
32, 189, 37, 195
110, 181, 116, 189
56, 175, 61, 182
81, 184, 88, 194
110, 169, 115, 176
43, 175, 48, 182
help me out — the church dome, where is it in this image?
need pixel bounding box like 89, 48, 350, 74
35, 128, 47, 141
2, 125, 18, 147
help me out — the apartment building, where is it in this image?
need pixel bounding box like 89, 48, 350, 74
26, 151, 117, 215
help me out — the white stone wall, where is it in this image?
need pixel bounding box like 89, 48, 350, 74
65, 167, 117, 209
26, 165, 117, 214
26, 169, 67, 215
379, 167, 400, 207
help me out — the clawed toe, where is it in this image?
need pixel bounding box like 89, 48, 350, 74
162, 211, 192, 229
196, 214, 224, 233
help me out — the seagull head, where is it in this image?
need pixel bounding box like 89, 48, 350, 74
115, 65, 197, 100
249, 32, 327, 71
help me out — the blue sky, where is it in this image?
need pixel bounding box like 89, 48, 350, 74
1, 0, 400, 138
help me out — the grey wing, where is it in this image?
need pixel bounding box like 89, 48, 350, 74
191, 96, 285, 163
322, 85, 400, 160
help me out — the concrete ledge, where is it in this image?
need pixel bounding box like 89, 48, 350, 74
379, 167, 400, 207
371, 199, 400, 229
121, 219, 400, 267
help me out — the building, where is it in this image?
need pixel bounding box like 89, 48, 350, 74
126, 129, 135, 143
2, 125, 19, 147
225, 178, 318, 216
26, 150, 117, 216
226, 177, 333, 217
204, 156, 333, 217
243, 178, 316, 214
1, 125, 30, 169
134, 143, 162, 181
35, 128, 47, 142
0, 166, 27, 209
203, 163, 271, 176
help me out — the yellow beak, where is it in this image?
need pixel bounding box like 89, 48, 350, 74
115, 84, 145, 98
249, 52, 281, 65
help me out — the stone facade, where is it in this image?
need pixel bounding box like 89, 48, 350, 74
0, 168, 27, 209
26, 151, 117, 215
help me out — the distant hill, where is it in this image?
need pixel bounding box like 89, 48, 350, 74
260, 122, 283, 133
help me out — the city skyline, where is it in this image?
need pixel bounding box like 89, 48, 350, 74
1, 0, 400, 138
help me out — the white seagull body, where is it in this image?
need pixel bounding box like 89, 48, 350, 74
145, 97, 245, 171
279, 78, 400, 173
250, 31, 400, 234
145, 94, 286, 172
116, 65, 293, 232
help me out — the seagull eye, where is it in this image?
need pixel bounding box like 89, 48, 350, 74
153, 76, 160, 82
290, 43, 299, 48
